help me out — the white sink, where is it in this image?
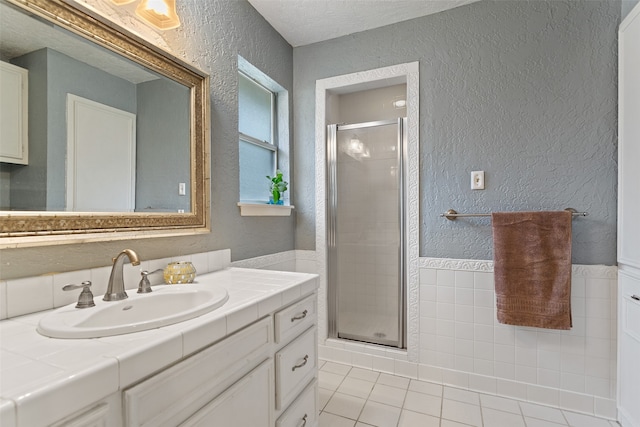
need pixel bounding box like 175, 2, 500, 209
37, 284, 229, 339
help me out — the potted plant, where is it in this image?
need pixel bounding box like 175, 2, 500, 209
267, 170, 288, 205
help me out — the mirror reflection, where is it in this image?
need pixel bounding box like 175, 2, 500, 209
0, 0, 191, 213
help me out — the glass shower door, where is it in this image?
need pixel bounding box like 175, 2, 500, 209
327, 118, 405, 348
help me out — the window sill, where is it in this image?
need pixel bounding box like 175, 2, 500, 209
237, 202, 294, 217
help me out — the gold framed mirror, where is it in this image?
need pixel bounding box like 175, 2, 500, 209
0, 0, 210, 247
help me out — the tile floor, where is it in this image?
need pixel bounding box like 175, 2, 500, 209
318, 360, 620, 427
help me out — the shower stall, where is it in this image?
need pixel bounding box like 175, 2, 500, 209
327, 118, 406, 348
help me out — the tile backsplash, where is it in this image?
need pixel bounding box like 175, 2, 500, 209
0, 249, 231, 319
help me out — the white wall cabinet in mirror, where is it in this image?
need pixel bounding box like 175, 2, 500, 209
0, 61, 29, 165
0, 0, 210, 247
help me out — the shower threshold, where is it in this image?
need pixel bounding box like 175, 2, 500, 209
337, 332, 399, 347
336, 310, 401, 347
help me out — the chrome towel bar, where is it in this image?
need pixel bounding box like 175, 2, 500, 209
440, 208, 588, 221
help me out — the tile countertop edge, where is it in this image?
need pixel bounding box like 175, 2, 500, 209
0, 267, 319, 427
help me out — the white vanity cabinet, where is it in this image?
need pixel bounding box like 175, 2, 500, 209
49, 394, 122, 427
123, 317, 273, 426
0, 61, 28, 165
275, 380, 317, 427
0, 269, 318, 427
181, 359, 273, 427
273, 293, 318, 427
121, 292, 318, 427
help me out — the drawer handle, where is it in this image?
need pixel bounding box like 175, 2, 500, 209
291, 310, 308, 322
632, 295, 640, 301
297, 414, 308, 427
292, 355, 309, 371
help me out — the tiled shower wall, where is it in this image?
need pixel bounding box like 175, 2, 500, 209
318, 258, 618, 419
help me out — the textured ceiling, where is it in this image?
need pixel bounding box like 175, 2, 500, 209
247, 0, 480, 47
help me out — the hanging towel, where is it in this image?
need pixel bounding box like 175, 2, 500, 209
491, 211, 572, 330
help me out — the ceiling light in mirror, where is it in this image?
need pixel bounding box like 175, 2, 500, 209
136, 0, 181, 30
392, 99, 406, 109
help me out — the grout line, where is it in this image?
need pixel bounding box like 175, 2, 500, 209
438, 388, 444, 427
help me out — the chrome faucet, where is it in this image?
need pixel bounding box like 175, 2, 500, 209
104, 249, 140, 301
137, 268, 164, 294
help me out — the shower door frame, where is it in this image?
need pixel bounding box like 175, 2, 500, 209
315, 61, 419, 362
327, 118, 407, 349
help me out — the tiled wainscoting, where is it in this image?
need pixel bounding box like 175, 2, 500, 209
318, 258, 618, 420
229, 251, 618, 419
1, 249, 618, 421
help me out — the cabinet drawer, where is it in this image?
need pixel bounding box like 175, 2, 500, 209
51, 403, 110, 427
276, 379, 317, 427
275, 294, 316, 344
275, 326, 317, 410
124, 317, 271, 427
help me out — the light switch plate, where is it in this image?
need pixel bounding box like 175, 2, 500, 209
471, 171, 485, 190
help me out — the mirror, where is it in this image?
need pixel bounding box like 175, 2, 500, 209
0, 0, 210, 245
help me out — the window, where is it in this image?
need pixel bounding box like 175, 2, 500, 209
238, 73, 276, 202
238, 58, 288, 205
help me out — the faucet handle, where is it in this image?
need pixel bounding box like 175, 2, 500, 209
63, 281, 95, 309
138, 269, 163, 294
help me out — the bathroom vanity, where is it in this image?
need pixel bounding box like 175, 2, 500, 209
0, 268, 318, 427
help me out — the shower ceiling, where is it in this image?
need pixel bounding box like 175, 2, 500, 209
247, 0, 480, 47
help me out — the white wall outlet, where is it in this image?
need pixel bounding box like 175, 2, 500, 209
471, 171, 485, 190
179, 182, 186, 195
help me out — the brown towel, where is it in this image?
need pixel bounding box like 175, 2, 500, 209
492, 211, 572, 330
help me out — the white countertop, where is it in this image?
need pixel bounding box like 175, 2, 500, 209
0, 267, 318, 426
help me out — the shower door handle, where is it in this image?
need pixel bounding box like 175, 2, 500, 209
291, 310, 308, 322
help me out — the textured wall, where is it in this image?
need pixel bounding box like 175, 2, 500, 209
294, 0, 620, 265
136, 78, 190, 213
0, 0, 294, 279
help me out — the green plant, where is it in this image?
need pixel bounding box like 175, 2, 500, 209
266, 170, 288, 204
